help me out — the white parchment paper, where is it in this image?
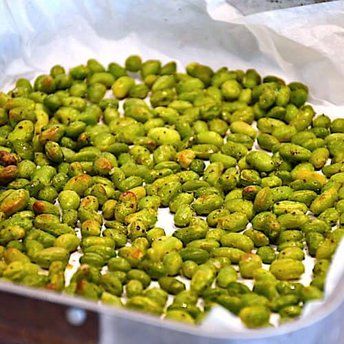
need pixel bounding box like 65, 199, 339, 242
0, 0, 343, 331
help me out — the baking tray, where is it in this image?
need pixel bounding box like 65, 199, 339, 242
0, 1, 344, 343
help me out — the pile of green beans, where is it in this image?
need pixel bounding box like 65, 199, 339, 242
0, 56, 343, 328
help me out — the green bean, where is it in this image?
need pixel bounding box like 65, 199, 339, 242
221, 233, 253, 252
239, 306, 270, 328
246, 151, 274, 172
125, 55, 142, 72
270, 259, 305, 280
217, 266, 237, 288
190, 264, 215, 295
239, 253, 262, 278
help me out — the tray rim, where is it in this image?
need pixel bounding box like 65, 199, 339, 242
0, 272, 343, 340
